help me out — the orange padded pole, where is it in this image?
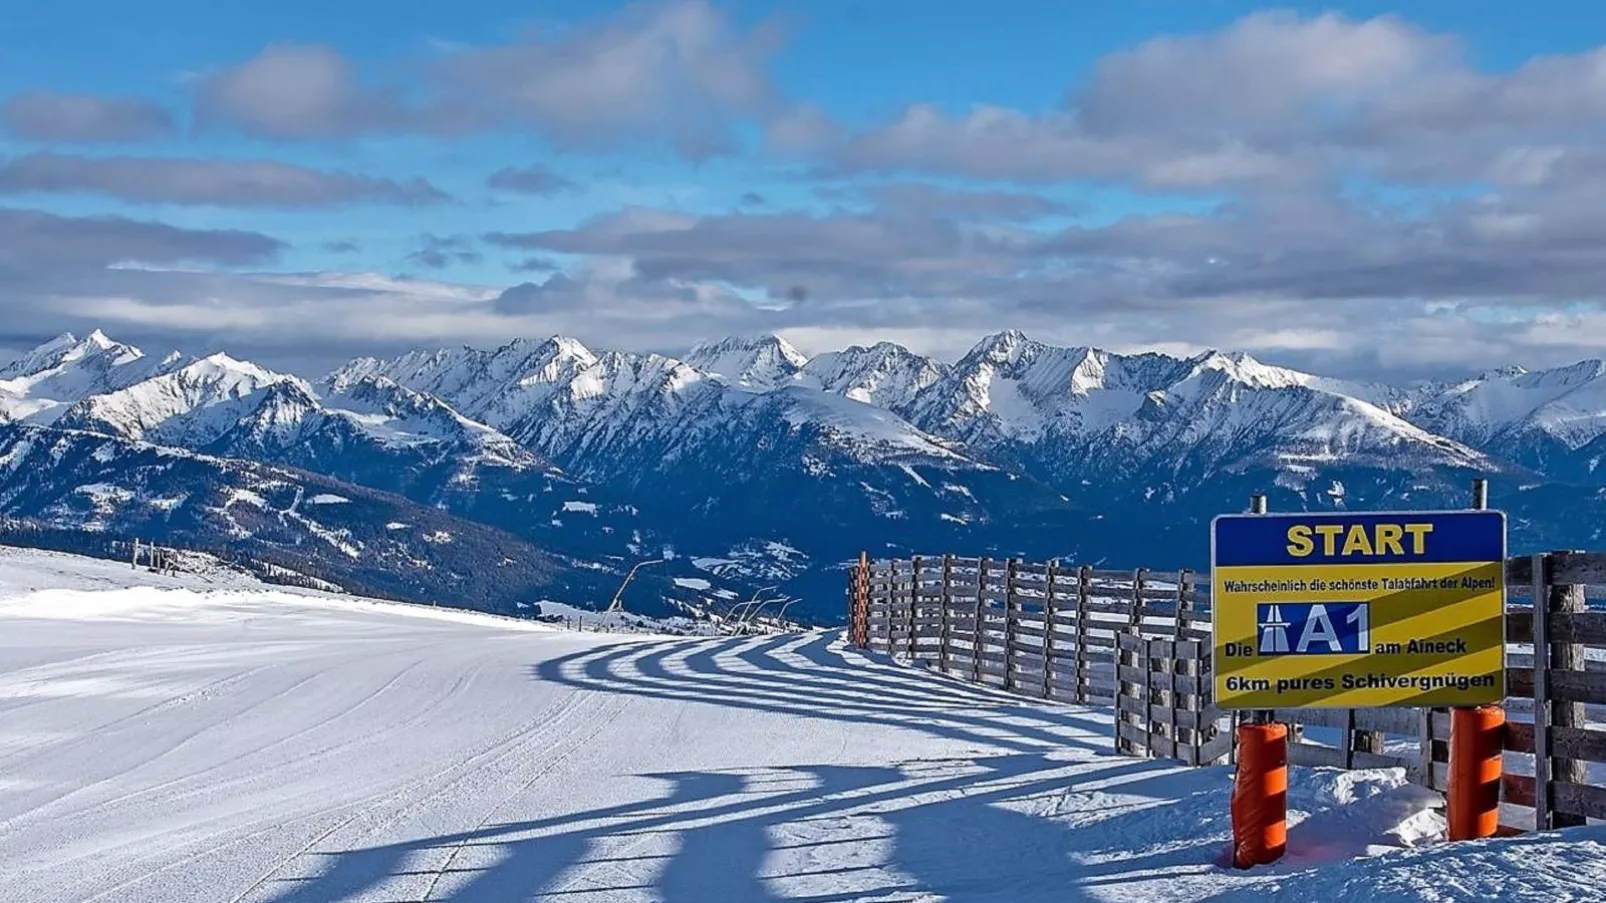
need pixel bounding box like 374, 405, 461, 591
1448, 705, 1505, 841
1231, 721, 1288, 868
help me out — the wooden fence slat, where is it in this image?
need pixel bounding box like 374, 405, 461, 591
1288, 741, 1418, 777
1508, 610, 1606, 646
1508, 550, 1606, 586
1503, 723, 1606, 761
1555, 781, 1606, 823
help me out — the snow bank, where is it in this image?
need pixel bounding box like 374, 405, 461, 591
1262, 826, 1606, 902
0, 544, 558, 632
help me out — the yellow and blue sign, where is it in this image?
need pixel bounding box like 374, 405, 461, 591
1212, 510, 1506, 709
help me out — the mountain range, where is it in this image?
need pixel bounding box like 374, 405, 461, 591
3, 327, 1604, 622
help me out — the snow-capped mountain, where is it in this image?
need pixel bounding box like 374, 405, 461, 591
0, 421, 613, 610
801, 341, 950, 413
905, 332, 1491, 497
0, 330, 187, 424
7, 327, 1606, 621
1402, 360, 1606, 481
56, 352, 307, 446
683, 335, 809, 391
334, 335, 1057, 563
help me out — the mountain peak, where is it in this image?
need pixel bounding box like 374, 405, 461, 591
504, 335, 597, 367
967, 329, 1035, 364
195, 350, 249, 369
38, 331, 79, 353
1477, 365, 1528, 381
684, 334, 807, 390
547, 335, 596, 361
802, 341, 946, 411
1187, 348, 1311, 390
688, 333, 806, 359
1, 329, 143, 380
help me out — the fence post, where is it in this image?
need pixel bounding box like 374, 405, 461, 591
1075, 565, 1091, 704
1042, 560, 1058, 700
940, 554, 953, 675
972, 558, 988, 684
848, 556, 858, 647
1418, 703, 1435, 789
1114, 568, 1146, 755
1547, 550, 1588, 828
908, 556, 921, 660
1173, 568, 1190, 763
883, 559, 898, 652
847, 559, 855, 642
858, 551, 872, 649
1004, 558, 1020, 691
1134, 569, 1148, 751
1531, 552, 1553, 831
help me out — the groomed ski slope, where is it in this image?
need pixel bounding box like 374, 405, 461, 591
1, 547, 1603, 902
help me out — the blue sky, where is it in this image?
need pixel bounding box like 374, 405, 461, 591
6, 2, 1606, 378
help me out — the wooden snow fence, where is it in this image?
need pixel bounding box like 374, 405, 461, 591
851, 550, 1606, 832
854, 555, 1233, 767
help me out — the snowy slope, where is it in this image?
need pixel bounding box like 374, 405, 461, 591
3, 545, 1602, 903
0, 333, 665, 590
0, 423, 633, 612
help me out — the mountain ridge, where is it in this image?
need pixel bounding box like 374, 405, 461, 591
6, 328, 1606, 621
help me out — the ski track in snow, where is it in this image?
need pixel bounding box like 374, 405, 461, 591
3, 548, 1604, 902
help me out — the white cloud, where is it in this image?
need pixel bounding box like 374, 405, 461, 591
14, 9, 1606, 384
191, 1, 788, 158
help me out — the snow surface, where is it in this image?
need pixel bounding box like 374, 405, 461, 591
2, 546, 1603, 902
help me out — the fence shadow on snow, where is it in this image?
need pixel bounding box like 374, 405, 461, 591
255, 632, 1239, 903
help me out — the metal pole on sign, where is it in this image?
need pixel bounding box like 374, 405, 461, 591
1447, 476, 1504, 840
1249, 493, 1271, 725
1231, 490, 1288, 868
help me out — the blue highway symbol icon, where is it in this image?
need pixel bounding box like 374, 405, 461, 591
1255, 602, 1370, 656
